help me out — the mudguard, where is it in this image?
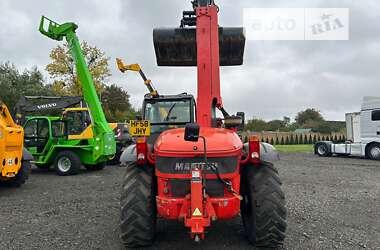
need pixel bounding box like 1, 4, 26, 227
244, 142, 280, 162
119, 144, 136, 166
22, 147, 34, 161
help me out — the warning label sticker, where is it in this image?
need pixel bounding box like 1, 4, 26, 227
192, 208, 202, 216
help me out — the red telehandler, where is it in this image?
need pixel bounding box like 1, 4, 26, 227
120, 0, 287, 248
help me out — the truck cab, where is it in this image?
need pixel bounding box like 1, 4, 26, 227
315, 96, 380, 160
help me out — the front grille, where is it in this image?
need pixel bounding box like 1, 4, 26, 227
156, 156, 238, 174
170, 179, 224, 197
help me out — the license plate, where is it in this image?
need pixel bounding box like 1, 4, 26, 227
129, 120, 151, 136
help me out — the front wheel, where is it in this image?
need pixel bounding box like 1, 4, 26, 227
120, 162, 156, 248
54, 151, 81, 176
315, 143, 331, 157
241, 162, 287, 248
366, 143, 380, 160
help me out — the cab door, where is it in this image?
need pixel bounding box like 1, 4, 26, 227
24, 118, 50, 155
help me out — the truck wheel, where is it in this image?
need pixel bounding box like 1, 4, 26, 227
366, 143, 380, 160
9, 161, 31, 187
241, 162, 287, 248
120, 162, 156, 248
315, 143, 331, 157
54, 151, 81, 176
85, 162, 106, 171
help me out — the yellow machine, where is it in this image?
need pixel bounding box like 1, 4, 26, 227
116, 58, 159, 97
0, 102, 31, 186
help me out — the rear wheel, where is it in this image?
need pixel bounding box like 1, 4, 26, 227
366, 143, 380, 160
8, 161, 31, 187
54, 151, 81, 176
241, 162, 287, 248
120, 162, 156, 248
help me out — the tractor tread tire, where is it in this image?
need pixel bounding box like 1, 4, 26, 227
241, 161, 287, 248
54, 151, 81, 176
120, 162, 156, 248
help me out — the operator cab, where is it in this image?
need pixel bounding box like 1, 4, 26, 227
23, 117, 65, 155
142, 93, 195, 144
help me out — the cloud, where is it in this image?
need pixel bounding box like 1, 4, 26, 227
0, 0, 379, 122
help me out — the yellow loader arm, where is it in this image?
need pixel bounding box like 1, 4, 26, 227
116, 58, 159, 97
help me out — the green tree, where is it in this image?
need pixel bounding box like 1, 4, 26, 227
246, 117, 267, 131
46, 41, 110, 96
295, 108, 324, 126
267, 119, 286, 131
101, 84, 135, 122
0, 62, 53, 110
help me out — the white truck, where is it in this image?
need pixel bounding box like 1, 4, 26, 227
315, 96, 380, 160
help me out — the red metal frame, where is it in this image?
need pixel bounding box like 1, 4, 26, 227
149, 2, 249, 240
196, 5, 223, 127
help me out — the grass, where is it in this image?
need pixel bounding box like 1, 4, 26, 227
274, 144, 314, 153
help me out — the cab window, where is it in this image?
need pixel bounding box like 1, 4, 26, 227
144, 100, 191, 124
24, 119, 49, 138
371, 110, 380, 121
65, 111, 91, 135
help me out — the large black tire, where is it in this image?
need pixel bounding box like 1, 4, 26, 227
315, 142, 331, 157
241, 162, 287, 248
120, 162, 156, 248
8, 161, 31, 187
54, 151, 81, 176
366, 143, 380, 160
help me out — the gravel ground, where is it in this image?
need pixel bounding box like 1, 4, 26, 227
0, 153, 379, 250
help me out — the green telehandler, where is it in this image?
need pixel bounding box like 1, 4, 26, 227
22, 16, 116, 175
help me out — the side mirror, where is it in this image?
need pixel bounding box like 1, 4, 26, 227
184, 123, 200, 142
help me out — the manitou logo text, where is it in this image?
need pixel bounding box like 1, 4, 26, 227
37, 103, 57, 109
174, 162, 220, 171
310, 13, 344, 35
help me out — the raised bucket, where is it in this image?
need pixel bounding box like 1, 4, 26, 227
153, 27, 245, 66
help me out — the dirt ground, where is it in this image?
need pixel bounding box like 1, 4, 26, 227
0, 153, 379, 250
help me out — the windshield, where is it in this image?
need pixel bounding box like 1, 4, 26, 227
144, 99, 191, 124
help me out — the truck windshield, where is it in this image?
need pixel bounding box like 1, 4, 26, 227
144, 100, 191, 124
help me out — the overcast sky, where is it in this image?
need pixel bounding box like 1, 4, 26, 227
1, 0, 379, 122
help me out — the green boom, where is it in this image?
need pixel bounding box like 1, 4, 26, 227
39, 16, 115, 158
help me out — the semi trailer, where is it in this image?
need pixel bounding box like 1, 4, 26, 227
315, 96, 380, 160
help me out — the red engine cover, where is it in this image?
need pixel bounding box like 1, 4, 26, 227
154, 127, 243, 157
